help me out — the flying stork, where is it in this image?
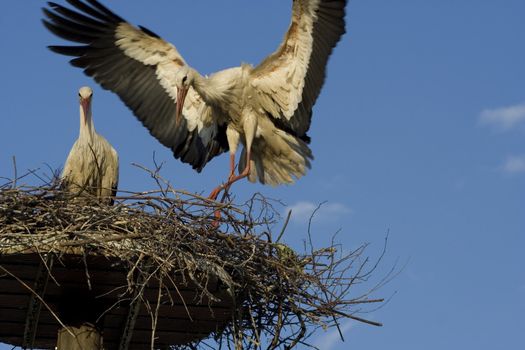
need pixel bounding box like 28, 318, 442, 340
44, 0, 347, 199
61, 86, 119, 204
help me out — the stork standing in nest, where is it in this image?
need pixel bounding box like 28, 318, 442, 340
44, 0, 347, 200
61, 86, 119, 204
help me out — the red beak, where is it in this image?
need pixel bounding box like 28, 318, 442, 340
176, 86, 188, 125
80, 97, 90, 124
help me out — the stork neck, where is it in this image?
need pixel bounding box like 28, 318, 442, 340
79, 104, 95, 142
191, 69, 230, 106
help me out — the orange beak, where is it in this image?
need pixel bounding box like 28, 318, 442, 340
176, 86, 188, 125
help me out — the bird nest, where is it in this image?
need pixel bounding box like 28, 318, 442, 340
0, 167, 387, 350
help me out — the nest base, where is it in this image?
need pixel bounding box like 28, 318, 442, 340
0, 252, 234, 350
0, 182, 387, 349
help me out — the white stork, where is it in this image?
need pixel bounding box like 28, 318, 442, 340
61, 86, 119, 204
44, 0, 346, 199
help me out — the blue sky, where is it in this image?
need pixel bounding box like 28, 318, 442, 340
1, 1, 524, 349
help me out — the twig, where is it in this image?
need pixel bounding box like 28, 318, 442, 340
11, 156, 17, 189
276, 209, 292, 243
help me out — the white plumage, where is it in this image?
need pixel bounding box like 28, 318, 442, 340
61, 86, 119, 204
44, 0, 346, 198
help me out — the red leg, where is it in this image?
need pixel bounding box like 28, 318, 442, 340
208, 186, 223, 201
222, 149, 251, 193
228, 153, 236, 181
209, 151, 251, 226
208, 153, 237, 201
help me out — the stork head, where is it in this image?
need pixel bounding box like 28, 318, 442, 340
174, 66, 193, 125
78, 86, 93, 121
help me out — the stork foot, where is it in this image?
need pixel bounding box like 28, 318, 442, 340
208, 185, 224, 201
211, 209, 222, 228
208, 175, 234, 202
208, 185, 226, 227
208, 163, 250, 226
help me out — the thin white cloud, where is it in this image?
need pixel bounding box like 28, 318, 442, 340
287, 201, 317, 221
312, 321, 357, 350
502, 155, 525, 174
479, 103, 525, 131
286, 201, 352, 223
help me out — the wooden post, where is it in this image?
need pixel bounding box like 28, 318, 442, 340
56, 324, 102, 350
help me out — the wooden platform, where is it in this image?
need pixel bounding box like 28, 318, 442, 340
0, 253, 235, 349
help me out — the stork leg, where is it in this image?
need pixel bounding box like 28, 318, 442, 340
216, 114, 256, 196
217, 153, 237, 203
208, 114, 256, 207
208, 184, 224, 202
208, 115, 256, 226
208, 153, 236, 201
223, 151, 251, 189
209, 151, 250, 227
210, 152, 252, 227
208, 126, 241, 201
228, 152, 236, 182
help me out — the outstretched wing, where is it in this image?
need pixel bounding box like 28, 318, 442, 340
43, 0, 228, 171
251, 0, 347, 138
